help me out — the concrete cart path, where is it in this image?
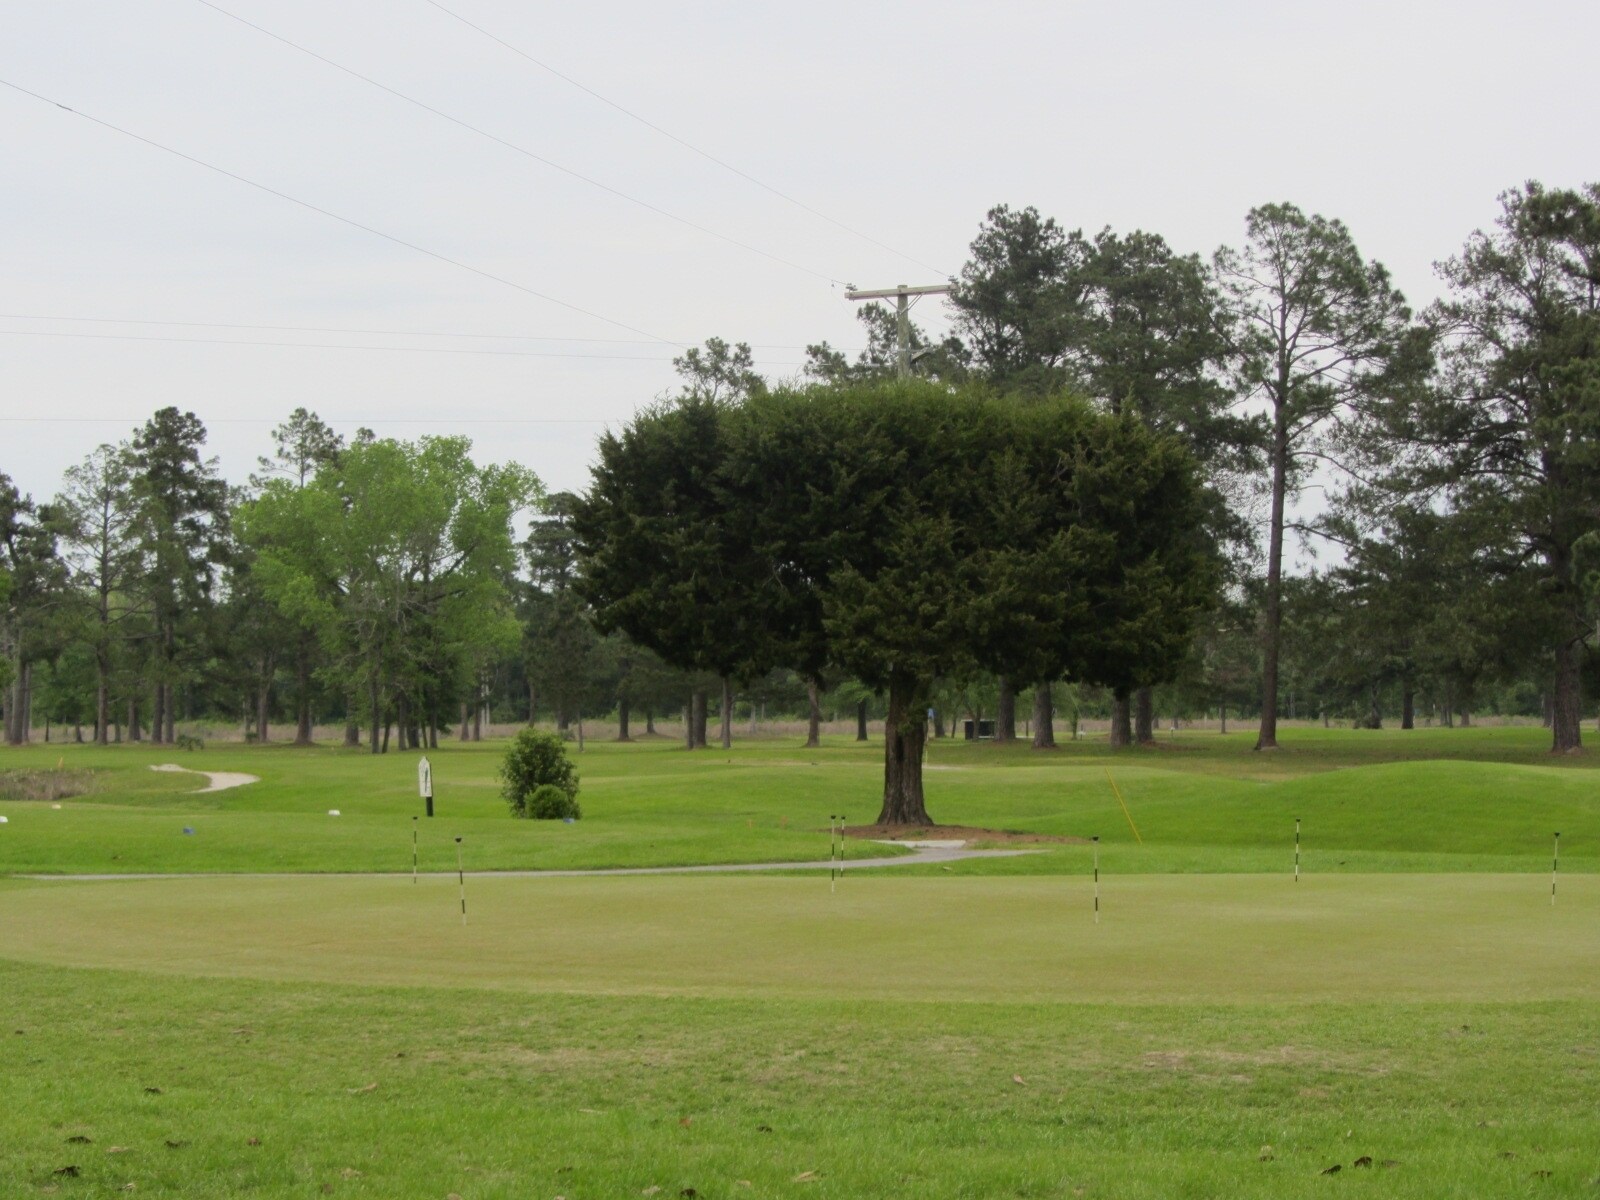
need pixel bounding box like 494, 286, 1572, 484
23, 842, 1037, 882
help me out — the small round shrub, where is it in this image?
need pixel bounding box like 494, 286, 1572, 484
527, 783, 580, 820
499, 728, 580, 819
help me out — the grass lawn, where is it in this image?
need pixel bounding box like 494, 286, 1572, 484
0, 724, 1595, 876
2, 726, 1598, 1195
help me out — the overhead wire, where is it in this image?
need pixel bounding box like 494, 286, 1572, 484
0, 77, 682, 347
418, 0, 951, 278
192, 0, 848, 286
0, 326, 809, 366
0, 313, 864, 351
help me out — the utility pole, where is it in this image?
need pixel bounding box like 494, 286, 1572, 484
844, 283, 951, 378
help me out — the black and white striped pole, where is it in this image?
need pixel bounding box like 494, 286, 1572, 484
455, 836, 467, 925
836, 815, 845, 887
829, 815, 838, 893
1551, 832, 1560, 907
412, 816, 418, 884
1294, 817, 1301, 883
1092, 836, 1100, 925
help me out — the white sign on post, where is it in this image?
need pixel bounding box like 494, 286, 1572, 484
419, 756, 435, 817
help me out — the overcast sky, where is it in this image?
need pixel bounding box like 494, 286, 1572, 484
4, 0, 1597, 507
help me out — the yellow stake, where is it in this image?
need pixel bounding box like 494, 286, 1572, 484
1104, 769, 1143, 844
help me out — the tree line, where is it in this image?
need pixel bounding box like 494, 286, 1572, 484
2, 182, 1597, 792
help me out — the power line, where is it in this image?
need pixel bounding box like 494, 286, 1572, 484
193, 0, 846, 286
0, 327, 810, 366
0, 313, 865, 351
0, 78, 681, 347
419, 0, 951, 278
0, 419, 611, 428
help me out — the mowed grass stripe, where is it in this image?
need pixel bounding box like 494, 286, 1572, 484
3, 730, 1597, 876
4, 873, 1595, 1003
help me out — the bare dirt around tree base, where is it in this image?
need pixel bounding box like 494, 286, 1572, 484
842, 824, 1089, 845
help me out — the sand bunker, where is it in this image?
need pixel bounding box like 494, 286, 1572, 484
149, 764, 260, 793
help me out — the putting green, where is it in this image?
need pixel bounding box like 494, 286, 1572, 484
3, 872, 1594, 1004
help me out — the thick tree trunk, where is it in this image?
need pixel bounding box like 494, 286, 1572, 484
932, 709, 946, 739
616, 697, 632, 742
995, 676, 1016, 743
691, 689, 708, 749
720, 676, 733, 750
151, 681, 165, 746
472, 697, 482, 742
1401, 686, 1415, 730
1220, 701, 1228, 736
1031, 684, 1056, 749
1551, 637, 1583, 753
1134, 686, 1155, 745
460, 701, 472, 740
1109, 689, 1132, 748
856, 698, 869, 741
343, 717, 359, 747
128, 695, 142, 742
804, 678, 821, 748
684, 697, 694, 749
645, 706, 656, 736
163, 684, 175, 745
876, 677, 932, 825
1459, 708, 1472, 727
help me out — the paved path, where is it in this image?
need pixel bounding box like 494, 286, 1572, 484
24, 843, 1036, 883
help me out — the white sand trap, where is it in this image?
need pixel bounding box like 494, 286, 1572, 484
150, 764, 260, 793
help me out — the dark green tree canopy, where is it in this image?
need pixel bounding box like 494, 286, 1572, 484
576, 380, 1215, 822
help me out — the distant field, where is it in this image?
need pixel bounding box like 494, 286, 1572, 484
0, 725, 1593, 875
3, 727, 1597, 1196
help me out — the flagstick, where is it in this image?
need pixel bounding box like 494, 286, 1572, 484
1092, 836, 1100, 925
455, 836, 466, 926
829, 814, 837, 893
412, 816, 418, 884
1294, 817, 1300, 883
1551, 832, 1560, 906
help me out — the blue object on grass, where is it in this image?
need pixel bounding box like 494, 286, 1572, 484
563, 817, 575, 824
182, 827, 195, 835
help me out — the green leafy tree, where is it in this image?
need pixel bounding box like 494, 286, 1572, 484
1214, 204, 1427, 750
1, 475, 65, 744
128, 408, 230, 743
51, 445, 139, 743
1383, 183, 1600, 752
579, 381, 1213, 824
949, 205, 1087, 393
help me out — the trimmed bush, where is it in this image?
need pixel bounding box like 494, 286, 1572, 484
499, 729, 580, 819
528, 783, 580, 820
